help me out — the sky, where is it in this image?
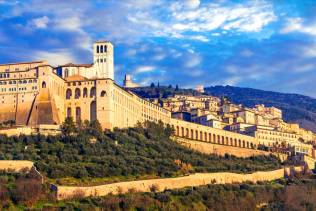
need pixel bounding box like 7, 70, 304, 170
0, 0, 316, 97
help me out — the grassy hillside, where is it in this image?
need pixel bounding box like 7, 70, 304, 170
205, 86, 316, 133
0, 121, 281, 184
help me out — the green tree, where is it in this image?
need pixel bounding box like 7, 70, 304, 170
61, 117, 76, 136
89, 120, 104, 139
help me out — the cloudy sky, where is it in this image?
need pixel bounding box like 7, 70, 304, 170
0, 0, 316, 97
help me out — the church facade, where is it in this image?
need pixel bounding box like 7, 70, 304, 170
0, 41, 170, 130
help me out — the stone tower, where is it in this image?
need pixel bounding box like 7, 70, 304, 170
93, 41, 114, 80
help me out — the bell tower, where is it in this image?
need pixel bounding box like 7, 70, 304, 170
93, 41, 114, 80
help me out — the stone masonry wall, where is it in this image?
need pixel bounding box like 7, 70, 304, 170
0, 160, 34, 172
55, 169, 286, 200
176, 137, 270, 158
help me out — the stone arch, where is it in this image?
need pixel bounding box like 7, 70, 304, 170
217, 135, 220, 144
66, 89, 72, 99
209, 133, 212, 142
242, 140, 245, 148
191, 129, 194, 139
246, 142, 249, 148
230, 138, 233, 146
186, 128, 189, 138
75, 107, 81, 123
181, 127, 184, 137
221, 136, 225, 145
100, 90, 107, 97
225, 137, 229, 145
195, 130, 198, 140
90, 87, 96, 98
176, 126, 179, 136
83, 88, 88, 98
238, 139, 241, 147
234, 139, 237, 146
200, 131, 203, 141
42, 81, 46, 88
90, 101, 97, 121
213, 134, 216, 143
204, 132, 207, 142
75, 88, 81, 99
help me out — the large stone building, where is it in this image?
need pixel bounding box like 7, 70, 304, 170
0, 41, 170, 130
0, 40, 315, 157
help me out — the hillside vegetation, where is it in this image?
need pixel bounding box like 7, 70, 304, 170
0, 120, 281, 184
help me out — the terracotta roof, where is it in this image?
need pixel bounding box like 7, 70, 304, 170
0, 60, 47, 66
65, 75, 88, 82
59, 63, 93, 68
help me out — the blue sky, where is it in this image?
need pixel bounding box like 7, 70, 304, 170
1, 0, 316, 97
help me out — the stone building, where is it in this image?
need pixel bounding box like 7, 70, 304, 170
0, 41, 170, 129
123, 74, 139, 88
0, 40, 314, 157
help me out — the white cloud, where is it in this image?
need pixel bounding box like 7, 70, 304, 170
184, 0, 200, 9
29, 16, 49, 29
152, 53, 166, 61
189, 35, 209, 42
54, 16, 82, 32
134, 65, 156, 74
240, 49, 254, 57
33, 49, 77, 66
223, 76, 242, 85
184, 54, 201, 68
281, 18, 316, 35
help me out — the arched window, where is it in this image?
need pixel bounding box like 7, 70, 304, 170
100, 90, 106, 97
96, 45, 99, 53
75, 88, 81, 99
90, 87, 96, 98
83, 88, 88, 98
76, 107, 81, 123
67, 107, 71, 117
42, 81, 46, 88
66, 89, 72, 99
64, 69, 69, 78
100, 45, 103, 53
90, 101, 97, 121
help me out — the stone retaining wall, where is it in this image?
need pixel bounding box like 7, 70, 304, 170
0, 160, 34, 172
176, 137, 270, 158
55, 168, 286, 200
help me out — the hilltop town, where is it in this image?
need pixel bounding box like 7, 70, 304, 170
0, 41, 315, 159
0, 41, 316, 209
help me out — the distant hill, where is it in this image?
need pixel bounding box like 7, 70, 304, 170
205, 86, 316, 133
129, 85, 316, 133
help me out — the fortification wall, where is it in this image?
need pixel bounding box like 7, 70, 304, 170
0, 160, 34, 172
55, 169, 286, 200
175, 137, 271, 158
170, 119, 258, 150
0, 127, 33, 136
304, 156, 316, 169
